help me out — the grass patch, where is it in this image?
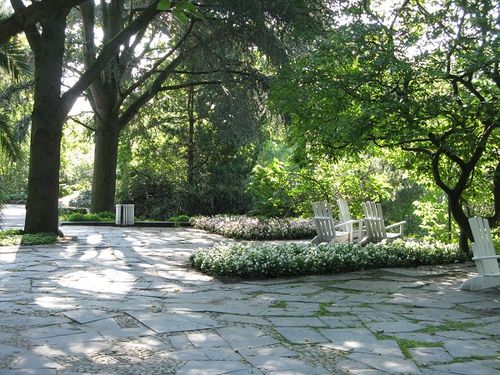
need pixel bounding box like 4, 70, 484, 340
270, 300, 288, 308
396, 338, 443, 359
0, 229, 58, 246
418, 320, 477, 334
375, 333, 443, 359
314, 302, 331, 316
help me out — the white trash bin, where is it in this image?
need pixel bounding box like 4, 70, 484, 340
116, 204, 134, 225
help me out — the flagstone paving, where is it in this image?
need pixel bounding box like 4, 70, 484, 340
0, 208, 499, 373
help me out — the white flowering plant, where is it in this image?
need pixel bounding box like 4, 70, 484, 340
189, 240, 467, 279
190, 215, 315, 240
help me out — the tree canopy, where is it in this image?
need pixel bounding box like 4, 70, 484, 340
271, 0, 499, 247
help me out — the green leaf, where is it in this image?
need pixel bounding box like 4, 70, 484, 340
156, 0, 171, 11
173, 8, 190, 24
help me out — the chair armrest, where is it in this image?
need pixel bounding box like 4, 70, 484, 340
385, 221, 406, 230
385, 220, 406, 236
472, 254, 500, 261
334, 219, 364, 228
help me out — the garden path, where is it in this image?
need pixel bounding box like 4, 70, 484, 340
0, 206, 499, 374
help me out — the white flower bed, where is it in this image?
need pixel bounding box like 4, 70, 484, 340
190, 240, 466, 278
190, 215, 315, 240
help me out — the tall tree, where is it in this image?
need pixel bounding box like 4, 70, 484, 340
84, 0, 332, 212
2, 0, 162, 233
272, 0, 499, 250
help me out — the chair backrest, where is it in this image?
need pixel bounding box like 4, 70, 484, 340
312, 201, 333, 218
337, 198, 352, 224
313, 216, 337, 243
468, 216, 499, 275
337, 198, 356, 235
362, 201, 387, 242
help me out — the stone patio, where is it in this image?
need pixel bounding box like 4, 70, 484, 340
0, 206, 499, 374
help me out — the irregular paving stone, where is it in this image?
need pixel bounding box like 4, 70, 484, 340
335, 358, 387, 374
317, 316, 346, 328
468, 322, 500, 337
187, 331, 227, 347
321, 339, 403, 357
319, 328, 379, 345
216, 326, 278, 350
274, 327, 328, 344
202, 347, 242, 360
409, 346, 453, 365
127, 311, 221, 333
245, 356, 330, 374
348, 352, 420, 374
176, 360, 251, 375
444, 339, 500, 358
386, 293, 456, 309
266, 316, 326, 327
237, 346, 298, 358
387, 332, 446, 344
427, 362, 500, 375
64, 309, 117, 324
214, 314, 272, 326
0, 370, 58, 374
366, 321, 424, 333
330, 280, 407, 293
433, 330, 489, 340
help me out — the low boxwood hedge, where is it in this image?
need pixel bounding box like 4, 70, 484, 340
190, 215, 315, 240
190, 240, 468, 279
60, 211, 115, 222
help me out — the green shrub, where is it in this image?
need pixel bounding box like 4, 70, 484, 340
61, 211, 115, 222
168, 214, 191, 222
0, 230, 57, 246
59, 207, 88, 216
191, 215, 315, 240
190, 240, 468, 279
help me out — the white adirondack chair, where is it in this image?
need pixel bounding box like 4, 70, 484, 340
460, 217, 500, 291
311, 201, 361, 244
337, 198, 365, 242
361, 201, 406, 243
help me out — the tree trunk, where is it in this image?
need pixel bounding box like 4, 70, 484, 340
187, 86, 195, 186
90, 115, 120, 212
448, 192, 472, 254
24, 14, 66, 234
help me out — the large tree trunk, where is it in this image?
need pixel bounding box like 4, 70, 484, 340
90, 115, 120, 212
24, 13, 67, 234
187, 86, 195, 186
448, 191, 473, 254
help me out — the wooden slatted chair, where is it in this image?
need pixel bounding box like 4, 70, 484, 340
311, 201, 362, 244
460, 217, 500, 291
336, 198, 365, 242
362, 201, 406, 243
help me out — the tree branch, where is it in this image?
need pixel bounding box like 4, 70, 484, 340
2, 0, 84, 46
60, 0, 160, 117
159, 80, 222, 91
119, 19, 195, 102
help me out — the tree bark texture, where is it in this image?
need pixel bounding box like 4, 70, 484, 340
91, 114, 120, 212
187, 86, 195, 186
24, 13, 67, 234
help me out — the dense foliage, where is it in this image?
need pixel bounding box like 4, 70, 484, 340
1, 1, 497, 250
190, 240, 467, 279
60, 211, 115, 222
271, 0, 500, 248
191, 215, 315, 240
